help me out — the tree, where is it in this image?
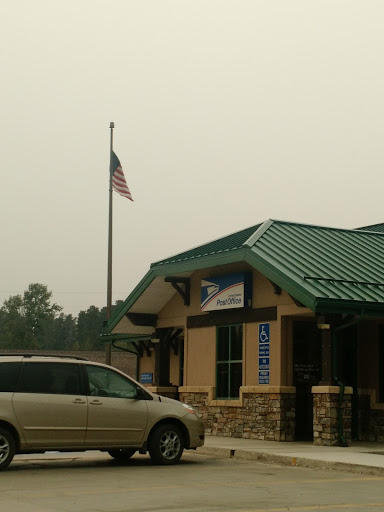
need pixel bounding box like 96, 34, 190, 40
0, 284, 62, 350
75, 301, 123, 351
0, 285, 123, 351
38, 313, 76, 350
0, 294, 28, 348
23, 283, 62, 337
76, 305, 104, 350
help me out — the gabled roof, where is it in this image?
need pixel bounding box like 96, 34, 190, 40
356, 222, 384, 233
151, 223, 262, 267
107, 219, 384, 334
245, 220, 384, 314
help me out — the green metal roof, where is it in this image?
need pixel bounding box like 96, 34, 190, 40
356, 222, 384, 233
245, 220, 384, 314
152, 223, 262, 267
107, 219, 384, 333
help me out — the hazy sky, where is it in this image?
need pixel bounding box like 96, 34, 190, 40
2, 1, 384, 316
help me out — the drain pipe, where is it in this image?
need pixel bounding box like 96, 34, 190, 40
332, 312, 364, 447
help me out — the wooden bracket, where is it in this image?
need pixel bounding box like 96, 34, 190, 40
269, 280, 282, 295
165, 277, 190, 306
168, 328, 183, 355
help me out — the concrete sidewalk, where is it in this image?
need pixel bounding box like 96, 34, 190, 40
201, 436, 384, 476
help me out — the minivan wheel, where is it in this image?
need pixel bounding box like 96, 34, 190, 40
0, 428, 15, 471
108, 449, 136, 461
148, 424, 184, 465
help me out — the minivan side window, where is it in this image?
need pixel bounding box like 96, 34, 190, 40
0, 363, 21, 392
85, 365, 138, 399
20, 363, 82, 395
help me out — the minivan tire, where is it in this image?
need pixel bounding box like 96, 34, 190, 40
0, 428, 15, 471
108, 448, 136, 461
148, 424, 184, 465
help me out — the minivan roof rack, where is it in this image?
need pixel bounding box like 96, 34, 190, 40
0, 353, 88, 361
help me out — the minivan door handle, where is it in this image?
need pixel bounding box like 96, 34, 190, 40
89, 400, 103, 405
72, 398, 86, 404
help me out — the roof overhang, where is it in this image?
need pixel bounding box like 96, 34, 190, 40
106, 248, 248, 334
107, 224, 384, 337
245, 250, 384, 317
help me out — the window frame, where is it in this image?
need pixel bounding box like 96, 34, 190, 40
216, 323, 243, 400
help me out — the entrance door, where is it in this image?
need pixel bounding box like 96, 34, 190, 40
293, 322, 322, 441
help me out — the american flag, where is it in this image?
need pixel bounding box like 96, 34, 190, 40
111, 152, 133, 201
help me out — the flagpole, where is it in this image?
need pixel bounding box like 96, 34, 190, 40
106, 121, 114, 365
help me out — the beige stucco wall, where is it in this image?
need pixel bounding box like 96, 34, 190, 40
181, 267, 312, 388
137, 346, 181, 386
184, 326, 216, 386
158, 263, 301, 319
138, 353, 155, 385
126, 263, 313, 391
184, 316, 300, 389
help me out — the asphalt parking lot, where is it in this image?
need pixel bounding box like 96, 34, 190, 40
2, 451, 384, 512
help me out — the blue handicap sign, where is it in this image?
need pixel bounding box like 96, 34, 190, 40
259, 323, 270, 344
258, 324, 270, 383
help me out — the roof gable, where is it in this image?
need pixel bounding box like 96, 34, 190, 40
246, 220, 384, 313
356, 222, 384, 233
107, 219, 384, 333
151, 223, 262, 267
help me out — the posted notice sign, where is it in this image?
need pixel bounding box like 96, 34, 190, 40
258, 323, 270, 384
140, 373, 153, 384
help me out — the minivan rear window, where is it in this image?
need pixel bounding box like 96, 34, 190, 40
0, 362, 21, 392
20, 363, 82, 395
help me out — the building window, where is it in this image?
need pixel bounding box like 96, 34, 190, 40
216, 324, 243, 399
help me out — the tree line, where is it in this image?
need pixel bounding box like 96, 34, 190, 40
0, 283, 122, 351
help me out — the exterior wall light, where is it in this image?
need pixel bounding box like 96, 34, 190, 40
317, 315, 331, 330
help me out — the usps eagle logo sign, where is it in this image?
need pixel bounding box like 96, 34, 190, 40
200, 273, 252, 312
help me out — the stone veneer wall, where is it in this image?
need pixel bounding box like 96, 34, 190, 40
179, 387, 295, 441
312, 386, 352, 446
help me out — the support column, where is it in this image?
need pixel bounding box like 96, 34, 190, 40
312, 386, 353, 446
105, 343, 112, 366
319, 328, 333, 385
153, 328, 172, 387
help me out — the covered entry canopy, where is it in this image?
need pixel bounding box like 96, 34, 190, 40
106, 219, 384, 338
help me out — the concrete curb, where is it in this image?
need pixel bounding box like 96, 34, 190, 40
198, 446, 384, 476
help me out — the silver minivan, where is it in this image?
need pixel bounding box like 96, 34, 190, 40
0, 354, 205, 470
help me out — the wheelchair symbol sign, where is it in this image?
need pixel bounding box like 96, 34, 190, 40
259, 323, 270, 344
